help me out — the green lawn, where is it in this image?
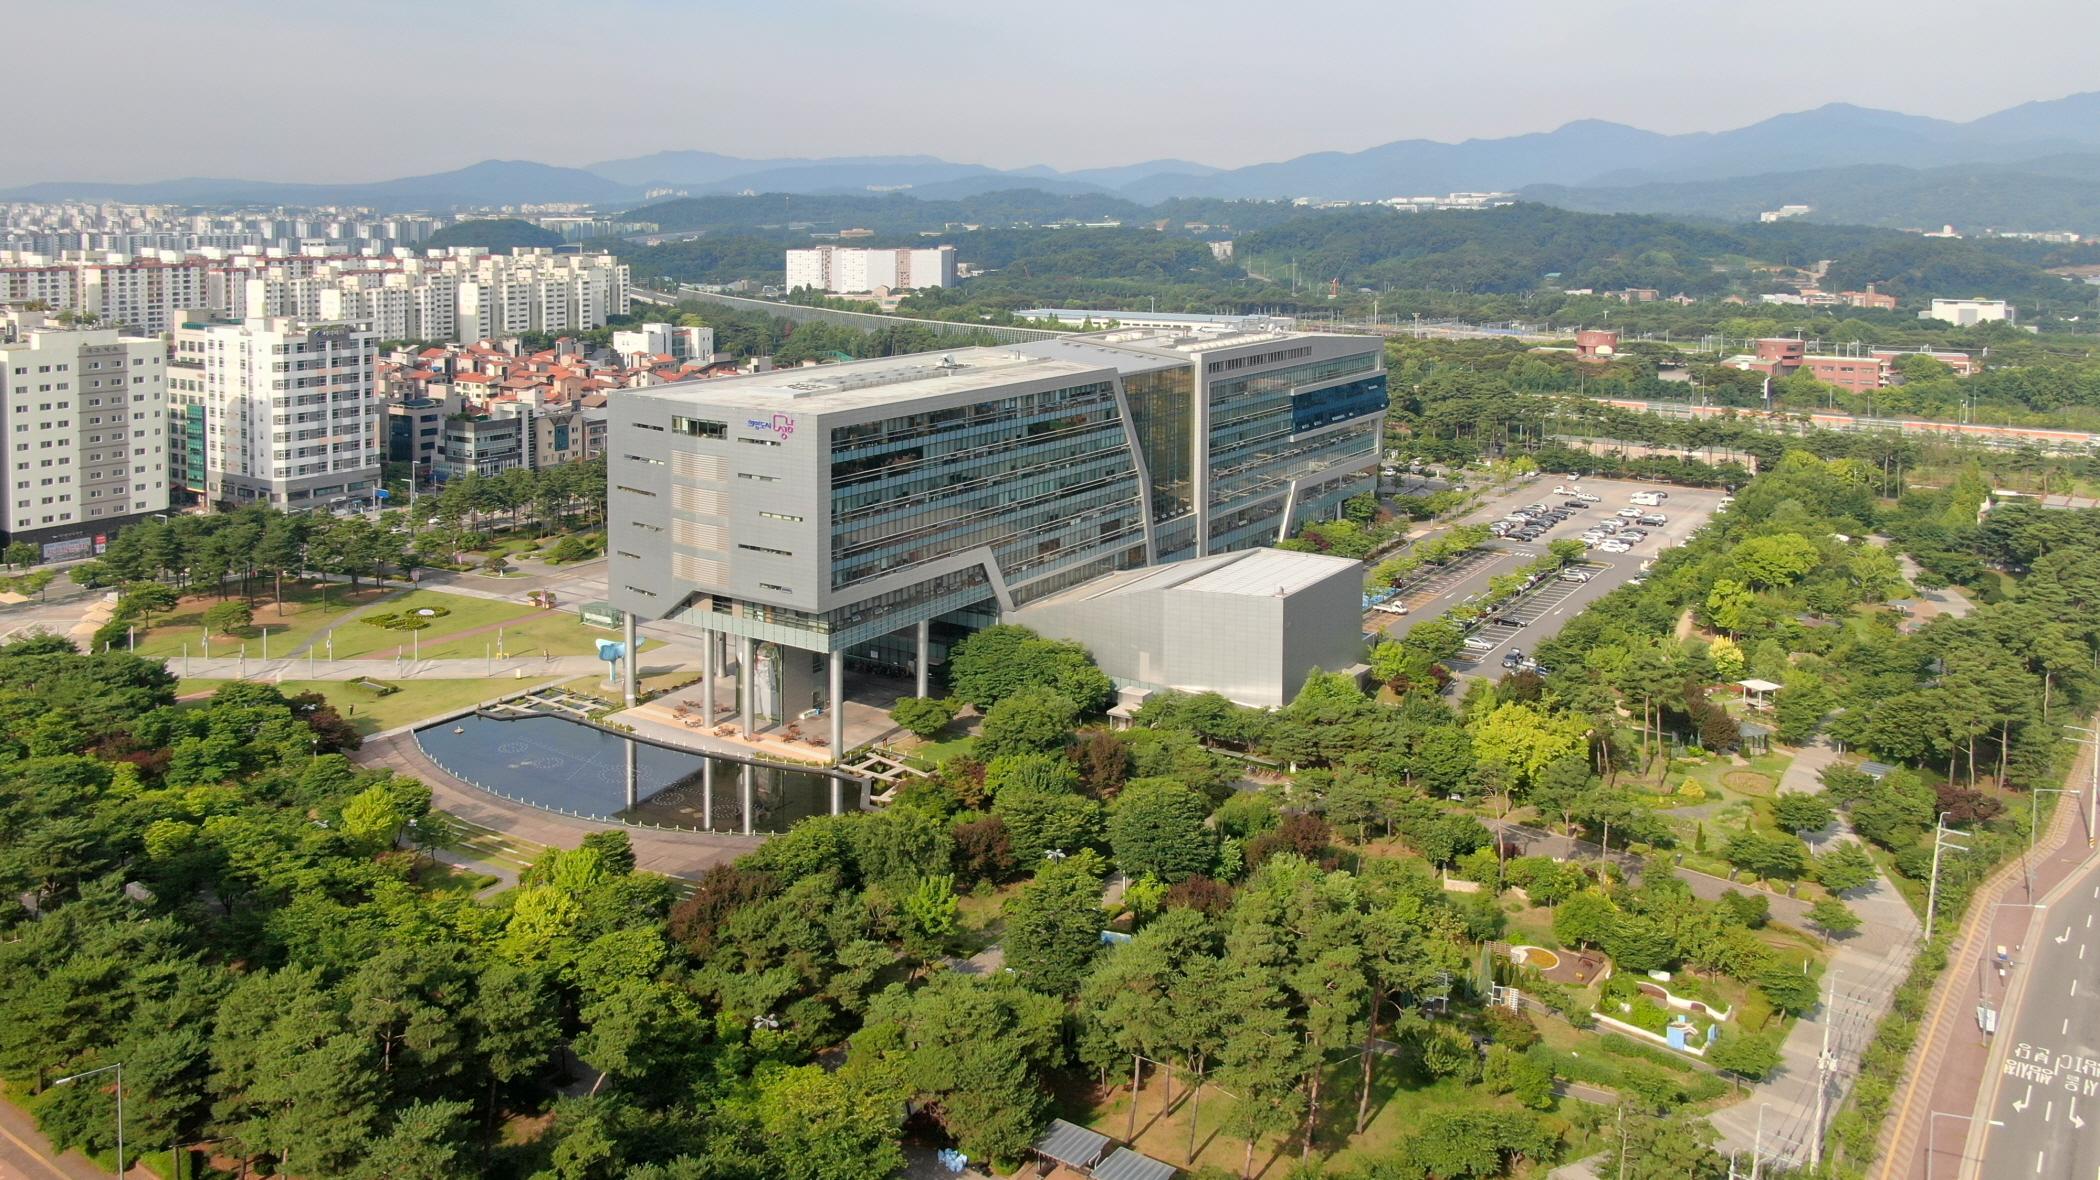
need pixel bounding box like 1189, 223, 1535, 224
180, 677, 506, 735
130, 581, 396, 658
317, 590, 593, 660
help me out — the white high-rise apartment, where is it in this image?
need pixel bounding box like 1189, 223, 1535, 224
0, 251, 208, 333
0, 309, 169, 556
168, 316, 381, 509
2, 247, 625, 343
784, 245, 957, 294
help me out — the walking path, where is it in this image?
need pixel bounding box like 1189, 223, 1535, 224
1707, 735, 1923, 1167
175, 653, 608, 681
0, 1092, 118, 1179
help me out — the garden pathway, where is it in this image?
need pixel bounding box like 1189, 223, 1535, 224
1705, 735, 1923, 1167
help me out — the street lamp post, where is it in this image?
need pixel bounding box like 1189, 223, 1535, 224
1926, 1110, 2003, 1180
2065, 724, 2099, 848
2025, 786, 2079, 893
50, 1061, 121, 1176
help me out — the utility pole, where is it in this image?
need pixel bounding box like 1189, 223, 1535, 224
1926, 812, 1973, 942
1811, 970, 1836, 1169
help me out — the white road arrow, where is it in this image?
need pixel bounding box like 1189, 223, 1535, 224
2059, 926, 2072, 944
2071, 1097, 2085, 1129
2016, 1084, 2035, 1112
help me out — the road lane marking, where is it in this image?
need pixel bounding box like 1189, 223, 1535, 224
2066, 1018, 2072, 1035
2083, 945, 2088, 960
2060, 926, 2072, 943
2018, 1084, 2034, 1111
2073, 1097, 2086, 1129
2075, 979, 2081, 996
2038, 1150, 2046, 1173
0, 1118, 69, 1179
2048, 1099, 2055, 1121
2088, 913, 2093, 928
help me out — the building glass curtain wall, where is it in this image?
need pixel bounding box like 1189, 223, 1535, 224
605, 323, 1385, 760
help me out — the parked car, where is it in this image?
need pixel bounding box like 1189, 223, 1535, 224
1599, 540, 1633, 553
1563, 498, 1587, 508
1461, 636, 1497, 653
1373, 602, 1408, 615
1576, 493, 1602, 503
1501, 649, 1527, 669
1616, 507, 1643, 518
1639, 513, 1667, 526
1558, 568, 1593, 583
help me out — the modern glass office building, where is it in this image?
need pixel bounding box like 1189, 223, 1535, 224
606, 322, 1384, 753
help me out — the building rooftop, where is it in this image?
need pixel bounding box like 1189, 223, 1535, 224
1027, 547, 1360, 607
636, 348, 1104, 413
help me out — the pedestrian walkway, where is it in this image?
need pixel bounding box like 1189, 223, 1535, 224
174, 652, 608, 681
1708, 735, 1923, 1167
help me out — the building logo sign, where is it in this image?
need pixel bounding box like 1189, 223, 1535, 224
745, 413, 796, 440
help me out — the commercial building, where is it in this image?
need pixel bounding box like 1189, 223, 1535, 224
1925, 298, 2014, 326
613, 322, 714, 368
168, 316, 382, 510
606, 324, 1386, 754
785, 245, 957, 294
1009, 548, 1367, 708
0, 309, 169, 557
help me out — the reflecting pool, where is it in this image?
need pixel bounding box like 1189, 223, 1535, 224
415, 711, 856, 834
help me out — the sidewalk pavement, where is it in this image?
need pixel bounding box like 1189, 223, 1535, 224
174, 653, 609, 681
0, 1092, 120, 1179
1876, 741, 2096, 1180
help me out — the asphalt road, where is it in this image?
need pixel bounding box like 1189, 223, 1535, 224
1969, 845, 2100, 1180
1368, 475, 1729, 673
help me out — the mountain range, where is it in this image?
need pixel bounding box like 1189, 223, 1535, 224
9, 92, 2100, 225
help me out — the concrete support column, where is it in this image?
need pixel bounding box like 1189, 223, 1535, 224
701, 759, 714, 830
830, 775, 842, 816
622, 736, 637, 809
739, 636, 755, 736
828, 650, 845, 761
700, 629, 717, 721
739, 762, 754, 836
915, 619, 931, 699
621, 612, 638, 708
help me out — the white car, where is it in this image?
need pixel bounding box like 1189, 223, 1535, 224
1616, 507, 1643, 518
1579, 532, 1607, 545
1552, 485, 1578, 495
1599, 540, 1633, 553
1576, 493, 1601, 504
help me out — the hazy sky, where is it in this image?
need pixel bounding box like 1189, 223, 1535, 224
11, 0, 2100, 184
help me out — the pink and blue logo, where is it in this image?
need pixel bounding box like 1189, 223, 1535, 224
746, 413, 796, 440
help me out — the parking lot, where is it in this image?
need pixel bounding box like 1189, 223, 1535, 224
1368, 475, 1731, 673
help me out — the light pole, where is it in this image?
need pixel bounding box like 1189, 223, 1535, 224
2024, 786, 2079, 893
50, 1061, 121, 1176
1926, 1110, 2002, 1180
2065, 724, 2099, 848
1926, 812, 1973, 943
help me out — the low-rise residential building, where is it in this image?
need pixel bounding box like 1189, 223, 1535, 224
0, 309, 169, 556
